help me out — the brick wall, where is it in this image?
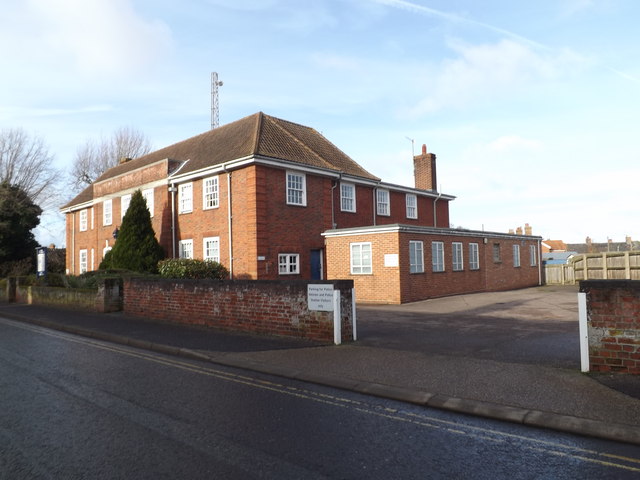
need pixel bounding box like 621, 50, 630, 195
123, 278, 355, 343
8, 277, 122, 313
581, 280, 640, 374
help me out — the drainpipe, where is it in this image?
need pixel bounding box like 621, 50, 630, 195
433, 191, 442, 227
72, 212, 76, 274
168, 183, 177, 258
331, 173, 342, 229
372, 182, 381, 226
227, 171, 234, 278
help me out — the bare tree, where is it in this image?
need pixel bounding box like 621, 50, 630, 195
71, 126, 153, 191
0, 128, 61, 208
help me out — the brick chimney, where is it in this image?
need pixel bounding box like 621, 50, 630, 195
524, 223, 532, 236
413, 144, 437, 191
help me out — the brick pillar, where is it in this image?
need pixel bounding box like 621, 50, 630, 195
413, 144, 437, 191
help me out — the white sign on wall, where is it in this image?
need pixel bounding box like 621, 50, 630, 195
384, 254, 399, 267
308, 284, 335, 311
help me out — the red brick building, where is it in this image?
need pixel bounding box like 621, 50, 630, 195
61, 112, 541, 303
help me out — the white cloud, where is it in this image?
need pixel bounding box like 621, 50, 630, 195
405, 39, 585, 116
24, 0, 173, 77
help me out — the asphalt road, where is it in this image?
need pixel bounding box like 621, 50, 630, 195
2, 317, 640, 479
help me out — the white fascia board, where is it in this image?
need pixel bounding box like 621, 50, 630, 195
168, 156, 255, 183
60, 200, 93, 214
323, 224, 542, 241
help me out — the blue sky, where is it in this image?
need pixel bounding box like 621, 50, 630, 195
2, 0, 639, 246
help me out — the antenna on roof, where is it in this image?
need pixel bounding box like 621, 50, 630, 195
405, 136, 415, 157
211, 72, 223, 129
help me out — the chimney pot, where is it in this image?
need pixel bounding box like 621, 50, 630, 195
422, 144, 427, 154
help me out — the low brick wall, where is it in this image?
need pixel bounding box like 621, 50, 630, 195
580, 280, 640, 374
6, 277, 122, 313
123, 278, 355, 343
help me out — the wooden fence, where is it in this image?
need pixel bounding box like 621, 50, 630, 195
545, 251, 640, 285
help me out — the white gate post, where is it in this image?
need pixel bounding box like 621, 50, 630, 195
333, 289, 341, 345
578, 292, 589, 372
351, 288, 357, 341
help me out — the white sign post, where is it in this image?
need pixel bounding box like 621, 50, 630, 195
578, 292, 589, 372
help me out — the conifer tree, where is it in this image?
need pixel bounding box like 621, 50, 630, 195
100, 189, 164, 273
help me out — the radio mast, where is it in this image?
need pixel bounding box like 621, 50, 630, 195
211, 72, 223, 129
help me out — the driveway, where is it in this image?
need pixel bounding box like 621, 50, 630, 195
356, 285, 580, 369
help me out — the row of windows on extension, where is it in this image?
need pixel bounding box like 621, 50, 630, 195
351, 241, 538, 275
80, 172, 419, 232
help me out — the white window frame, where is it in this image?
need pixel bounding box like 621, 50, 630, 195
286, 171, 306, 206
432, 241, 444, 272
142, 188, 154, 217
469, 243, 480, 270
179, 183, 193, 214
513, 244, 521, 267
406, 194, 417, 219
350, 242, 372, 275
278, 253, 300, 275
121, 194, 131, 220
103, 199, 112, 226
203, 176, 219, 210
91, 249, 95, 271
376, 189, 390, 216
79, 249, 88, 274
79, 209, 88, 232
179, 239, 193, 259
90, 208, 94, 230
409, 241, 424, 274
340, 182, 356, 212
452, 242, 464, 271
203, 236, 220, 262
530, 245, 538, 266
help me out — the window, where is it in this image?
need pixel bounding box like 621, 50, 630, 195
350, 242, 372, 274
452, 242, 464, 271
530, 245, 538, 266
121, 194, 131, 219
79, 209, 88, 232
340, 183, 356, 212
90, 208, 94, 230
493, 243, 501, 263
286, 171, 306, 206
278, 253, 300, 275
179, 239, 193, 259
469, 243, 480, 270
79, 249, 88, 274
409, 241, 424, 273
203, 237, 220, 262
91, 249, 95, 271
432, 241, 444, 272
406, 194, 417, 219
203, 176, 219, 209
376, 189, 390, 216
513, 244, 521, 267
103, 199, 112, 226
142, 188, 154, 217
179, 183, 193, 213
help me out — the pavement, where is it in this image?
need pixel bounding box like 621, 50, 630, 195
2, 284, 640, 445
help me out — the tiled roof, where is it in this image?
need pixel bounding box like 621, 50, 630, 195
63, 112, 379, 209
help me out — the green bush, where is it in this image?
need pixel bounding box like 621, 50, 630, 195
100, 190, 164, 273
158, 259, 229, 280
